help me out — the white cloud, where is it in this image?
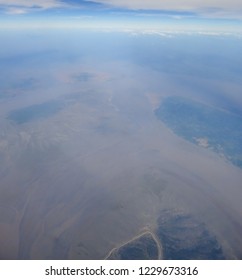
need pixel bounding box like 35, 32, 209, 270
0, 0, 66, 10
89, 0, 242, 11
5, 7, 28, 14
1, 0, 242, 13
0, 0, 242, 19
87, 0, 242, 18
0, 0, 72, 15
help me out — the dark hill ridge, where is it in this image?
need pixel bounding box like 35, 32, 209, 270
107, 232, 160, 260
155, 96, 242, 168
157, 210, 225, 260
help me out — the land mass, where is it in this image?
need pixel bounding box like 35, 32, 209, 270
106, 230, 163, 260
155, 96, 242, 168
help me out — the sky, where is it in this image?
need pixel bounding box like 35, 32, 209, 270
0, 0, 242, 32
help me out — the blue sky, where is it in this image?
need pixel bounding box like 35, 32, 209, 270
0, 0, 241, 32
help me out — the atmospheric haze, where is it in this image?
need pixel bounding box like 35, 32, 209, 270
0, 1, 242, 260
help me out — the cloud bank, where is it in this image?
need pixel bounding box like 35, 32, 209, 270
0, 0, 241, 19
